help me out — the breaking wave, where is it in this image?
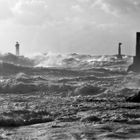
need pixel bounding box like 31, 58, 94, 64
0, 52, 132, 69
32, 53, 132, 69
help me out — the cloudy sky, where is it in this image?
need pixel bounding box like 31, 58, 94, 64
0, 0, 139, 55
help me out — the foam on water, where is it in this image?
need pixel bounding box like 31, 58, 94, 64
0, 52, 133, 69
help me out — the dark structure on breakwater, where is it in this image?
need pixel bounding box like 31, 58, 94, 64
15, 42, 20, 56
117, 42, 122, 59
128, 32, 140, 72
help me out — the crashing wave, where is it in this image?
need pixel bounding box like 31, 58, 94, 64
0, 52, 132, 69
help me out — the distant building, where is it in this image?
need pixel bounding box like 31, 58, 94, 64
128, 32, 140, 72
15, 42, 20, 56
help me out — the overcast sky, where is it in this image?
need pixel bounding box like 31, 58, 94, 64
0, 0, 139, 55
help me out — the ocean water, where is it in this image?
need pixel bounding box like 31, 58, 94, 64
0, 53, 140, 140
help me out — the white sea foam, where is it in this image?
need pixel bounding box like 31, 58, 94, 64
0, 52, 132, 69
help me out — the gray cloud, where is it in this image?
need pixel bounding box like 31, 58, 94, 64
11, 0, 48, 25
101, 0, 140, 18
1, 0, 140, 26
0, 0, 13, 20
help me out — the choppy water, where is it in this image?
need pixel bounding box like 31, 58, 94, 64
0, 53, 140, 140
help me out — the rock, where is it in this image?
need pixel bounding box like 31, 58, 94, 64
126, 91, 140, 103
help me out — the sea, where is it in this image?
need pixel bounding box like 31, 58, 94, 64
0, 52, 140, 140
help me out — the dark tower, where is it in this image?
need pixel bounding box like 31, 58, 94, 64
128, 32, 140, 72
117, 42, 122, 59
134, 32, 140, 64
15, 42, 20, 56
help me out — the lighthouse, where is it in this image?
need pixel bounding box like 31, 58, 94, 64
117, 42, 122, 59
15, 42, 20, 56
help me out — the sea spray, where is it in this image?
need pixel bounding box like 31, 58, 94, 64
0, 52, 132, 69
